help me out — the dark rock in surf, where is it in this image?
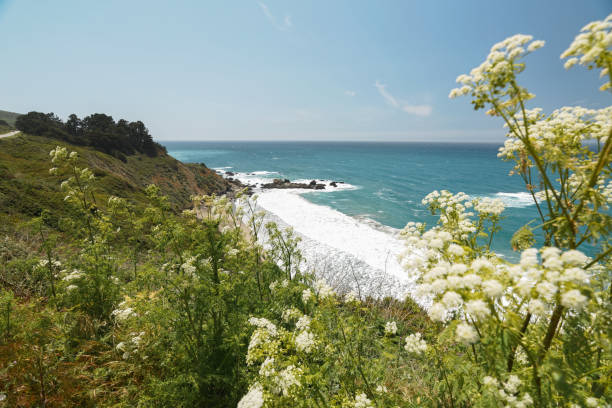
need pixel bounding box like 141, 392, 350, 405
261, 178, 326, 190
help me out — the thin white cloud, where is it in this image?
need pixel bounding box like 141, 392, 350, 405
345, 90, 356, 97
374, 81, 399, 108
258, 2, 273, 20
374, 80, 431, 116
258, 2, 292, 31
402, 105, 432, 116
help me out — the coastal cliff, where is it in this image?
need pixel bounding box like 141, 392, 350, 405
0, 133, 230, 224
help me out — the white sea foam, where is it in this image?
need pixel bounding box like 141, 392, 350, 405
217, 168, 422, 300
253, 189, 424, 302
215, 169, 276, 186
483, 192, 535, 208
216, 168, 360, 192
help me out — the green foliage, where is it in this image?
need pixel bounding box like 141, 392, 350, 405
0, 15, 611, 408
16, 111, 164, 157
0, 133, 229, 225
511, 224, 536, 251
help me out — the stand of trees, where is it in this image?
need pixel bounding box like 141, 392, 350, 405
15, 112, 165, 159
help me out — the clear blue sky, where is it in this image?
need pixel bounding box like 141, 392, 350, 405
0, 1, 610, 141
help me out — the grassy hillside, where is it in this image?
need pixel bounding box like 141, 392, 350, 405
0, 109, 21, 126
0, 131, 432, 407
0, 133, 230, 225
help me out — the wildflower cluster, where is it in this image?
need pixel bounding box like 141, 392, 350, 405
237, 384, 265, 408
402, 190, 504, 276
239, 275, 424, 407
448, 34, 543, 107
482, 375, 534, 408
111, 299, 138, 322
400, 15, 612, 406
384, 320, 397, 336
404, 332, 427, 354
561, 13, 612, 91
242, 313, 307, 403
446, 17, 612, 255
473, 197, 505, 215
115, 331, 145, 360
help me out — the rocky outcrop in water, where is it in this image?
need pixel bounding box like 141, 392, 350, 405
262, 178, 326, 190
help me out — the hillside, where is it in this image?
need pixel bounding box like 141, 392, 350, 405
0, 133, 230, 225
0, 109, 21, 126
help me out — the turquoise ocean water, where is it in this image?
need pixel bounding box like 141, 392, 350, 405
165, 142, 542, 260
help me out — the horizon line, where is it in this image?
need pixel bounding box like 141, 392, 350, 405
156, 139, 506, 144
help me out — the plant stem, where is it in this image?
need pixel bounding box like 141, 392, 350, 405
539, 305, 564, 362
507, 312, 531, 372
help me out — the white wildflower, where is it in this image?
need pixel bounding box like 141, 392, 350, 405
428, 302, 447, 322
404, 332, 427, 354
471, 258, 494, 272
482, 376, 499, 388
450, 263, 468, 275
504, 374, 522, 394
520, 248, 539, 268
295, 330, 316, 353
295, 315, 311, 331
375, 384, 388, 393
248, 317, 278, 336
528, 299, 547, 316
62, 269, 83, 281
259, 357, 275, 377
541, 247, 561, 260
474, 197, 505, 215
278, 365, 301, 396
447, 244, 465, 256
282, 308, 301, 322
111, 307, 136, 321
560, 250, 587, 266
442, 291, 463, 308
459, 275, 480, 291
446, 275, 463, 289
302, 288, 313, 303
429, 238, 444, 249
354, 392, 374, 408
561, 289, 588, 310
384, 321, 398, 336
527, 40, 545, 52
562, 267, 588, 283
465, 299, 490, 321
314, 279, 335, 299
564, 57, 579, 69
536, 281, 557, 301
237, 384, 264, 408
430, 278, 448, 294
455, 322, 479, 345
482, 280, 504, 298
585, 397, 600, 407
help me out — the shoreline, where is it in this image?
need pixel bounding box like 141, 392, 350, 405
253, 190, 420, 301
222, 169, 425, 302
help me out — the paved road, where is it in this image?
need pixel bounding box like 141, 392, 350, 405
0, 130, 20, 139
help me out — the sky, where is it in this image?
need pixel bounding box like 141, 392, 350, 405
0, 0, 610, 142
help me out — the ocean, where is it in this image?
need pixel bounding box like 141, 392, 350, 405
164, 141, 541, 298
